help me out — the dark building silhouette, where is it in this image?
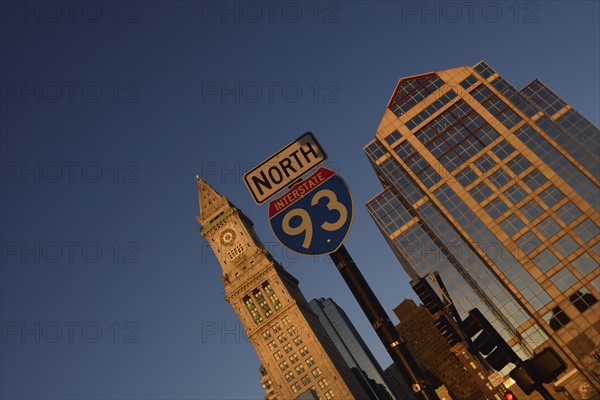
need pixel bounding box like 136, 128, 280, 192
393, 299, 498, 399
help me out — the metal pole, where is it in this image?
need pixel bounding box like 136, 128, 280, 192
536, 384, 557, 400
330, 245, 438, 400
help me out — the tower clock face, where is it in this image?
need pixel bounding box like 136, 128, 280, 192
220, 229, 236, 246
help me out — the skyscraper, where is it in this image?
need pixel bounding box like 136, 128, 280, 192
309, 297, 405, 400
196, 178, 370, 399
364, 61, 599, 398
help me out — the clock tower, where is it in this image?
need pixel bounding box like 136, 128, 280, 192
196, 177, 370, 399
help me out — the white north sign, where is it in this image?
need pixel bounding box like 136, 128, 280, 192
243, 132, 327, 205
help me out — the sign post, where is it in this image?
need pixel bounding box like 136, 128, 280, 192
329, 245, 437, 400
244, 132, 438, 400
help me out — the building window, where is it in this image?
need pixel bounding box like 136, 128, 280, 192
301, 375, 311, 385
553, 234, 579, 258
324, 389, 335, 399
306, 356, 315, 367
536, 217, 561, 240
283, 344, 293, 353
388, 74, 445, 117
515, 230, 541, 256
504, 183, 528, 205
474, 61, 495, 78
289, 353, 299, 364
521, 169, 547, 192
488, 168, 511, 189
474, 153, 496, 173
291, 383, 301, 393
499, 213, 525, 237
261, 330, 272, 341
572, 252, 598, 277
293, 336, 303, 346
470, 181, 493, 202
460, 74, 477, 89
279, 361, 289, 371
569, 287, 598, 313
535, 248, 560, 273
282, 316, 291, 326
506, 154, 531, 177
253, 288, 272, 318
318, 378, 329, 389
227, 243, 245, 260
538, 185, 564, 208
277, 334, 287, 344
312, 367, 322, 377
491, 141, 514, 160
287, 326, 298, 336
519, 200, 544, 223
544, 306, 571, 331
268, 341, 277, 351
573, 219, 600, 243
285, 372, 295, 382
300, 346, 309, 357
555, 202, 582, 225
385, 130, 402, 145
273, 351, 283, 361
365, 139, 386, 160
243, 295, 263, 325
263, 281, 282, 310
272, 322, 281, 332
484, 197, 509, 220
455, 166, 477, 187
295, 364, 305, 375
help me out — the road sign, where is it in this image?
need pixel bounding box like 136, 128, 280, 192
244, 132, 327, 205
268, 167, 353, 256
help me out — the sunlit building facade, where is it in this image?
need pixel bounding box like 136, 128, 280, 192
197, 179, 370, 399
364, 61, 599, 397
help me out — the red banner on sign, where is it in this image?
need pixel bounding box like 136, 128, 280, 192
268, 167, 335, 218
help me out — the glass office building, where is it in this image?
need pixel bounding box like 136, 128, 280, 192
364, 61, 599, 397
309, 298, 410, 400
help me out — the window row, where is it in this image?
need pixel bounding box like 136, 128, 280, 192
244, 282, 283, 325
543, 287, 598, 331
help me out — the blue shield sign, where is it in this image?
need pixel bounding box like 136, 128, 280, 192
268, 167, 354, 256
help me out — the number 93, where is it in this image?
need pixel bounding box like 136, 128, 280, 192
282, 189, 348, 249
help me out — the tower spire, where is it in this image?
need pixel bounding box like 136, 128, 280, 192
196, 176, 232, 228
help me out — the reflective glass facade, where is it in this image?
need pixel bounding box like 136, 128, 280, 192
365, 62, 599, 395
309, 298, 410, 400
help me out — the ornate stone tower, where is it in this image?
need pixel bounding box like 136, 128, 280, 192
196, 177, 370, 400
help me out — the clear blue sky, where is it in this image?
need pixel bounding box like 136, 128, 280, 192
1, 1, 598, 399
